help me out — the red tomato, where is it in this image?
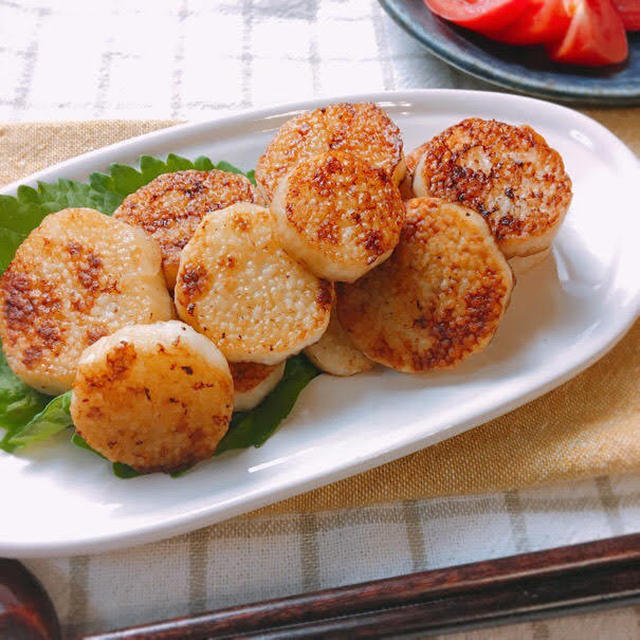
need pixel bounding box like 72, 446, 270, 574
547, 0, 628, 66
613, 0, 640, 30
424, 0, 529, 32
485, 0, 573, 44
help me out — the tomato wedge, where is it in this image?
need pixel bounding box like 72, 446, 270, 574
485, 0, 573, 44
547, 0, 628, 66
424, 0, 529, 32
613, 0, 640, 30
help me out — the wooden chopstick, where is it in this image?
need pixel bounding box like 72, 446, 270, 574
85, 532, 640, 639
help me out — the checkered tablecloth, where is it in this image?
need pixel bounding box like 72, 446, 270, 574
0, 0, 487, 122
2, 2, 640, 638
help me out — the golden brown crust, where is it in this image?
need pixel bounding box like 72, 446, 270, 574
337, 197, 514, 372
70, 321, 233, 473
175, 203, 333, 364
256, 102, 405, 200
412, 118, 572, 258
114, 170, 261, 288
0, 208, 174, 394
271, 151, 405, 282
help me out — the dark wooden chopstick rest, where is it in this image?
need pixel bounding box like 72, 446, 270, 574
83, 532, 640, 639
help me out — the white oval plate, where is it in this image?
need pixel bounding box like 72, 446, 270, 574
2, 90, 639, 558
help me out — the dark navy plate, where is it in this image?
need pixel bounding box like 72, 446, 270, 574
380, 0, 640, 105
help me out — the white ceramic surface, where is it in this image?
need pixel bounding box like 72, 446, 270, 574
1, 90, 639, 558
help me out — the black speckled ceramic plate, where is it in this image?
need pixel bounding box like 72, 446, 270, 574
380, 0, 640, 105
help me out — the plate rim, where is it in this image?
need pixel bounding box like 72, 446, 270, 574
379, 0, 640, 106
2, 88, 640, 557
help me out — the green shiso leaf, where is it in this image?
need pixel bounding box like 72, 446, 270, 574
7, 391, 72, 447
0, 345, 50, 452
215, 355, 320, 455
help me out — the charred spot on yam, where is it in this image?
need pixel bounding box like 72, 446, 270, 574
316, 280, 334, 310
179, 264, 209, 299
86, 326, 108, 345
83, 341, 138, 389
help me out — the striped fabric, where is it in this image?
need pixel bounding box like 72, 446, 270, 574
23, 475, 640, 637
2, 1, 640, 638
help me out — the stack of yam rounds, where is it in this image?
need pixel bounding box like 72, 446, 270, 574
258, 102, 409, 372
0, 106, 572, 476
409, 118, 572, 274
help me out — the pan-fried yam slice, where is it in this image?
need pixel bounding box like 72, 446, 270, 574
398, 141, 431, 199
230, 361, 285, 411
70, 321, 233, 474
0, 208, 174, 395
271, 152, 404, 282
256, 102, 406, 200
114, 170, 261, 288
406, 142, 430, 175
304, 308, 373, 376
338, 198, 514, 373
412, 118, 572, 258
175, 203, 333, 364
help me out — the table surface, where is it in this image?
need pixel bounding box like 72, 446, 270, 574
2, 1, 640, 638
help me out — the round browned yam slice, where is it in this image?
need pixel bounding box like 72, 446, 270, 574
271, 151, 404, 282
0, 208, 174, 395
337, 197, 514, 373
175, 203, 333, 364
256, 102, 406, 201
412, 118, 572, 259
70, 321, 233, 474
114, 170, 262, 288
